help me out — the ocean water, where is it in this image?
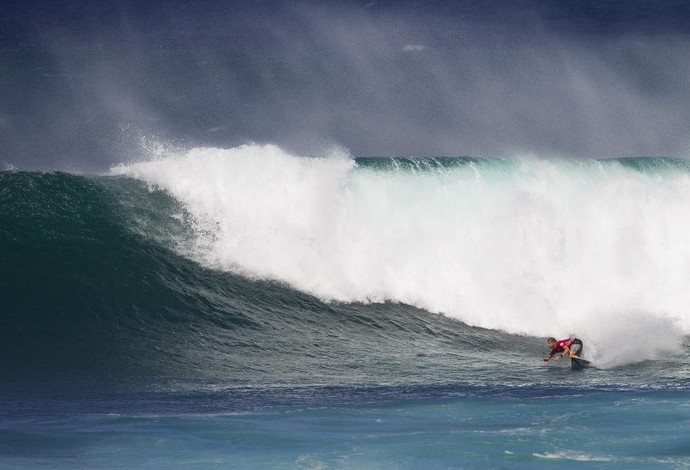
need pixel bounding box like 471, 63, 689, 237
3, 148, 690, 468
5, 0, 690, 467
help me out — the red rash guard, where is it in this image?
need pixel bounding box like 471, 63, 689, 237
550, 338, 573, 356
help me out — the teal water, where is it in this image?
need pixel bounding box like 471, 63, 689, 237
3, 390, 690, 469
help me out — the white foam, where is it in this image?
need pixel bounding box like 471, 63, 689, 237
111, 145, 690, 366
533, 451, 613, 462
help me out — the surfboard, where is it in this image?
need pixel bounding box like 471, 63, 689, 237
570, 357, 591, 370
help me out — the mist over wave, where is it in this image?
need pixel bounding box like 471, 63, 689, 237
5, 1, 690, 171
111, 145, 690, 367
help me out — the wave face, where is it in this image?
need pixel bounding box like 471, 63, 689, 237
111, 145, 690, 367
1, 169, 519, 389
3, 148, 690, 389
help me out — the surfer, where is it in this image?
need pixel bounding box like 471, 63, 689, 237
543, 337, 583, 361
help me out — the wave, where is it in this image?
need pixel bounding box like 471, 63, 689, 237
1, 170, 525, 386
110, 145, 690, 366
3, 146, 689, 380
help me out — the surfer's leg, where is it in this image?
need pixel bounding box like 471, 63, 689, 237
569, 340, 583, 358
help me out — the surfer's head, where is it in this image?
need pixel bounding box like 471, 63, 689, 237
547, 337, 557, 347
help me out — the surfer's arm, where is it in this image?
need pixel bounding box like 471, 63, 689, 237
546, 346, 569, 361
555, 345, 570, 360
544, 348, 558, 361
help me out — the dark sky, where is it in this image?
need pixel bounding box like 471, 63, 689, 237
3, 0, 690, 172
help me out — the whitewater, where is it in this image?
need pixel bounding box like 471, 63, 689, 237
112, 144, 690, 368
